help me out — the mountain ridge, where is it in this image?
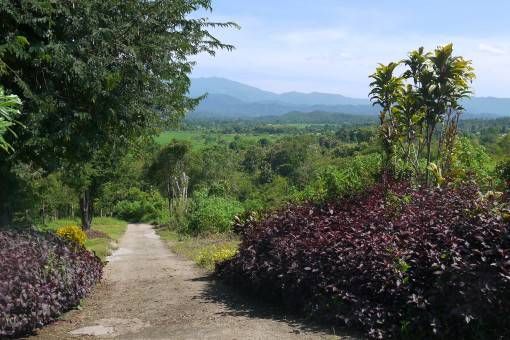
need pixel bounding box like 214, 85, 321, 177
189, 77, 510, 118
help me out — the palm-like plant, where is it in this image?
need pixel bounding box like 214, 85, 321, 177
0, 86, 21, 153
369, 62, 403, 119
391, 84, 424, 176
428, 44, 475, 180
369, 62, 403, 177
403, 47, 429, 86
369, 44, 475, 186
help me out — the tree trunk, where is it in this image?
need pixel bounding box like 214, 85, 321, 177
425, 121, 436, 187
0, 209, 9, 227
167, 178, 172, 218
42, 202, 46, 225
425, 131, 432, 186
79, 189, 94, 230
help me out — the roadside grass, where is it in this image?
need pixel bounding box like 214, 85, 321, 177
84, 217, 127, 260
156, 227, 239, 271
42, 218, 80, 231
39, 217, 127, 261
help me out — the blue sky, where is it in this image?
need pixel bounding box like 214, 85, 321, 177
192, 0, 510, 98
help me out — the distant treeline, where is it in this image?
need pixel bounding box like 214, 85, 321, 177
184, 112, 510, 137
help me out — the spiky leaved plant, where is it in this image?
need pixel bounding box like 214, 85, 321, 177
0, 86, 21, 153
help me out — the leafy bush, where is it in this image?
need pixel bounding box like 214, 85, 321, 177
56, 225, 87, 246
187, 191, 244, 234
450, 137, 494, 187
217, 182, 510, 339
497, 159, 510, 193
0, 230, 103, 337
113, 187, 166, 223
296, 153, 381, 202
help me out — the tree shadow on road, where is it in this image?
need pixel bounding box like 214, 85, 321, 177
188, 273, 363, 339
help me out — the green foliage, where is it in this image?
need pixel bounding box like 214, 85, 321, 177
395, 258, 411, 274
369, 44, 476, 185
147, 141, 191, 204
0, 86, 21, 153
148, 142, 190, 181
243, 176, 292, 210
268, 139, 307, 179
496, 159, 510, 191
152, 128, 386, 230
485, 133, 510, 161
113, 188, 167, 223
0, 0, 236, 228
318, 153, 382, 201
369, 62, 403, 173
1, 0, 237, 162
187, 190, 243, 234
450, 137, 494, 187
2, 165, 77, 227
188, 144, 241, 191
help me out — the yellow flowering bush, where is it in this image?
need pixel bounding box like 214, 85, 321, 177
55, 225, 87, 247
196, 244, 238, 270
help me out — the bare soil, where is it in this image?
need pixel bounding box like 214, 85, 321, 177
31, 224, 357, 340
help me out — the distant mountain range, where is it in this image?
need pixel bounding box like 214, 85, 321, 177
188, 77, 510, 119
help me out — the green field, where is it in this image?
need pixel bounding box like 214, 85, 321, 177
156, 130, 283, 148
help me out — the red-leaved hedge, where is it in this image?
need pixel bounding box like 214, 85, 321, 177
217, 182, 510, 339
0, 230, 103, 337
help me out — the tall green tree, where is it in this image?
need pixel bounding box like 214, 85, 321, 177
147, 141, 191, 217
0, 0, 237, 228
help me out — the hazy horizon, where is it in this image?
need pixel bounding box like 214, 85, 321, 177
192, 0, 510, 98
192, 76, 510, 100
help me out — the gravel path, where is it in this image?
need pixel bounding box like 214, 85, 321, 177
32, 224, 356, 340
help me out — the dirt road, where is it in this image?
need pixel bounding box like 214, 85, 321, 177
33, 224, 355, 340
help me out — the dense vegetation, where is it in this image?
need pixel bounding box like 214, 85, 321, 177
1, 1, 510, 338
0, 0, 236, 229
219, 183, 510, 339
0, 230, 103, 337
2, 112, 507, 236
214, 45, 510, 339
0, 0, 233, 336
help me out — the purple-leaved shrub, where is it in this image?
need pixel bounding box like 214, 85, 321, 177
217, 182, 510, 339
0, 230, 103, 337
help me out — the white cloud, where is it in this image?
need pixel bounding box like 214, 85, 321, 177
478, 43, 506, 55
193, 21, 510, 97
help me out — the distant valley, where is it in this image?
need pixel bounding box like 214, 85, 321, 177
189, 77, 510, 120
